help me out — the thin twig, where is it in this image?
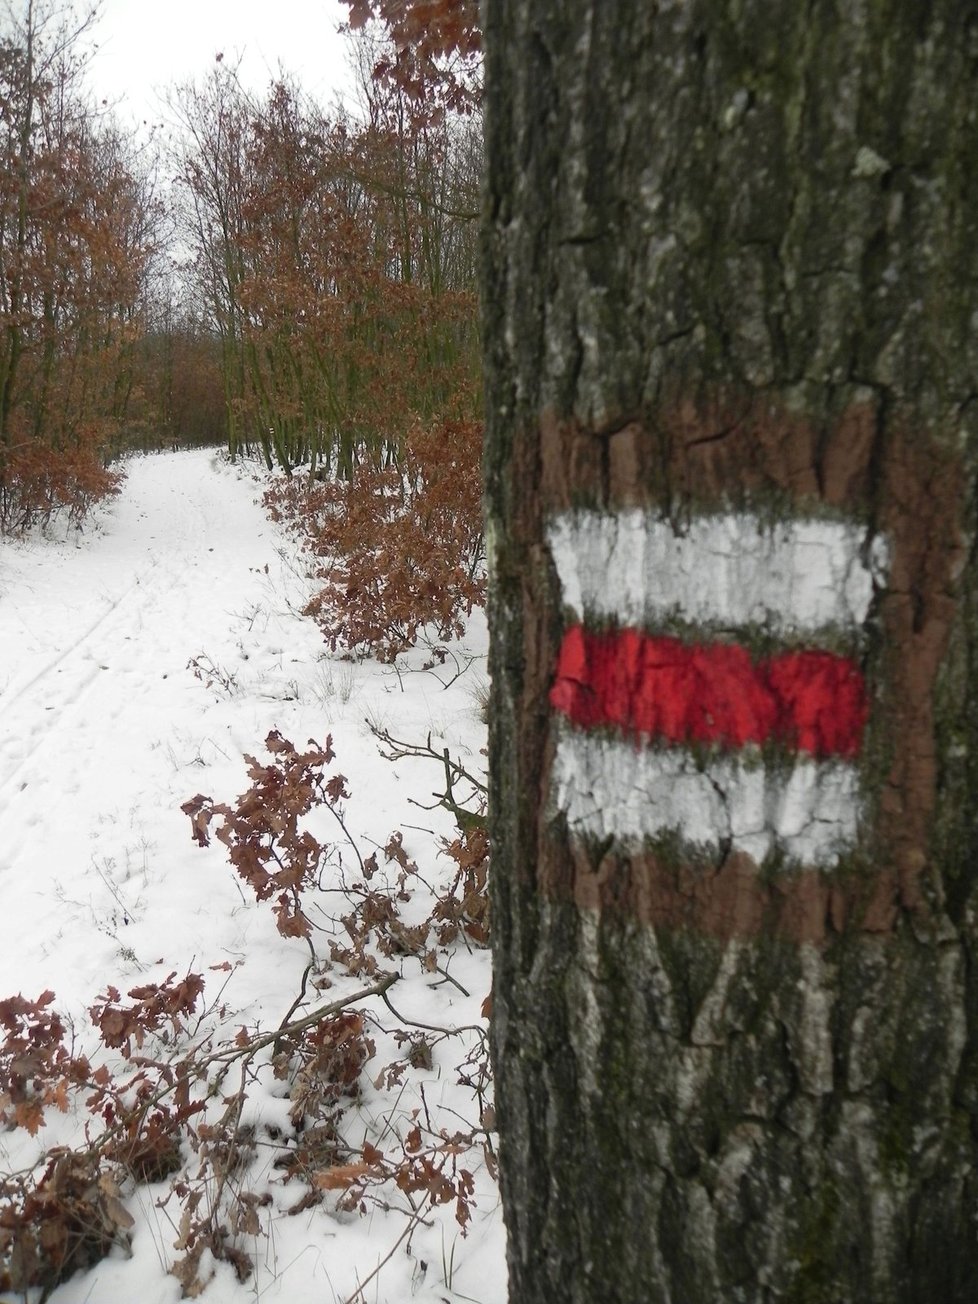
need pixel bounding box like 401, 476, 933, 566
272, 959, 315, 1055
341, 1205, 424, 1304
381, 990, 484, 1039
207, 973, 399, 1065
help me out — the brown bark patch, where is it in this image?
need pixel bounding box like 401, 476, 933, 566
541, 392, 881, 514
559, 839, 903, 946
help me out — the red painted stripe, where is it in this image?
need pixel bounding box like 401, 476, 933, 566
550, 626, 867, 759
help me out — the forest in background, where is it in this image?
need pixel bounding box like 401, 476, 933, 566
0, 0, 481, 530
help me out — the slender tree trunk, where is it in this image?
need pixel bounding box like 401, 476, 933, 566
0, 8, 36, 466
482, 4, 978, 1301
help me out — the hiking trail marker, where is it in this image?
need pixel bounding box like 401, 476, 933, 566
548, 510, 888, 867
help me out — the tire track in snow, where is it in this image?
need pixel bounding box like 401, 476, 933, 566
0, 565, 161, 806
1, 560, 159, 710
0, 451, 273, 864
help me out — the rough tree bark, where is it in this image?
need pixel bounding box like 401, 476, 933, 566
482, 4, 978, 1302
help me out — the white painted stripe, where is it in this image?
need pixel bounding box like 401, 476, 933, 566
547, 510, 888, 635
551, 729, 861, 867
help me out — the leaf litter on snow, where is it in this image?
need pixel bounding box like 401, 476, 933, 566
0, 449, 502, 1304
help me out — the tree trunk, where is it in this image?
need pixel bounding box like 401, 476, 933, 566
482, 4, 978, 1302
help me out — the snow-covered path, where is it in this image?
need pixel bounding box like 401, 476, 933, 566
3, 453, 261, 843
0, 449, 501, 1304
0, 451, 316, 997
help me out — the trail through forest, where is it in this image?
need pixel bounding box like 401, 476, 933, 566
0, 451, 314, 994
0, 449, 501, 1304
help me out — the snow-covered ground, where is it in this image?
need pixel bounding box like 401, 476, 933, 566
0, 448, 502, 1303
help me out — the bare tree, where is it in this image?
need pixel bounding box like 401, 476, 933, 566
0, 0, 160, 525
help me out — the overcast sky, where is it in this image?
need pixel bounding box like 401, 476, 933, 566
87, 0, 354, 129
